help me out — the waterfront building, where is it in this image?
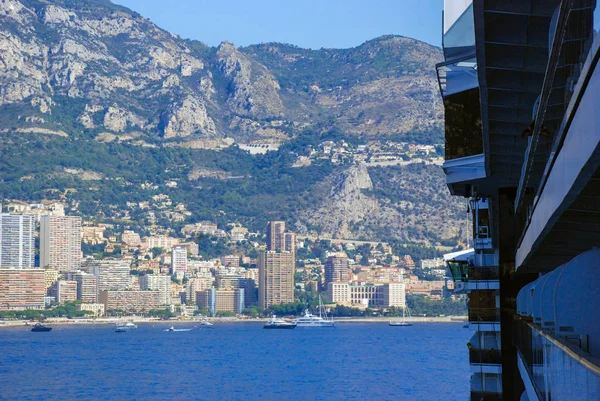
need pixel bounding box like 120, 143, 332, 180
40, 215, 82, 271
327, 282, 405, 308
85, 259, 131, 294
0, 213, 35, 269
99, 290, 161, 313
258, 251, 294, 309
139, 274, 171, 305
195, 288, 245, 315
72, 272, 98, 303
324, 256, 349, 286
171, 246, 188, 277
0, 269, 45, 310
437, 2, 600, 399
77, 303, 105, 317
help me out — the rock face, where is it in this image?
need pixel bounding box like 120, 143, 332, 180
0, 1, 442, 144
300, 162, 463, 242
161, 96, 216, 138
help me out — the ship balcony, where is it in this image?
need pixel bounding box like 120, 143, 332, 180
514, 319, 600, 401
470, 372, 502, 401
469, 308, 500, 324
473, 226, 492, 250
470, 349, 502, 365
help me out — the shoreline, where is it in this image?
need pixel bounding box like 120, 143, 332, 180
0, 315, 467, 328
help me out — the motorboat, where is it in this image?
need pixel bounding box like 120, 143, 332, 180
31, 323, 52, 332
294, 296, 335, 328
263, 315, 296, 329
115, 322, 137, 332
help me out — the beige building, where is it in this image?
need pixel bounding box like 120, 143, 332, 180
50, 280, 78, 304
220, 255, 240, 268
258, 251, 294, 309
40, 215, 82, 272
266, 221, 286, 251
0, 269, 45, 310
196, 288, 245, 315
81, 226, 105, 245
327, 282, 405, 308
99, 290, 161, 313
325, 256, 350, 286
44, 268, 60, 291
139, 274, 171, 305
73, 272, 98, 303
121, 230, 142, 247
185, 277, 213, 304
85, 259, 131, 294
77, 303, 105, 317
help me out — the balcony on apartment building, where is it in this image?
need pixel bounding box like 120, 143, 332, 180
470, 372, 503, 401
515, 249, 600, 401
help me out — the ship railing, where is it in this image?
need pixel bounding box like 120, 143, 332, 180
514, 318, 600, 401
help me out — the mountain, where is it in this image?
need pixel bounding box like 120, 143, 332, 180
0, 0, 462, 247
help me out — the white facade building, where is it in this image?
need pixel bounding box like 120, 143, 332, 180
0, 213, 35, 269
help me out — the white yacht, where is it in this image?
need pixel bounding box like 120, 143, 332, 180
263, 315, 296, 329
294, 297, 335, 328
115, 322, 137, 332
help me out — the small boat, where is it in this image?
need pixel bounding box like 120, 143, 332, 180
198, 319, 213, 327
389, 307, 413, 327
263, 315, 296, 329
115, 322, 137, 332
31, 323, 52, 332
294, 296, 335, 328
166, 326, 192, 332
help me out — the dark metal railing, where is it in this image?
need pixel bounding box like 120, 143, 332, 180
469, 308, 500, 323
470, 348, 502, 365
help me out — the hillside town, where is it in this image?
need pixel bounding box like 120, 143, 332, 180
0, 199, 459, 318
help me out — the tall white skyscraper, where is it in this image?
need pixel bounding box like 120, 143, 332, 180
0, 213, 35, 269
40, 215, 82, 272
171, 246, 188, 277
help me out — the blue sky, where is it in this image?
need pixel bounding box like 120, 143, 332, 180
114, 0, 443, 49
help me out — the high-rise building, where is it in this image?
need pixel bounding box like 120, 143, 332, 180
258, 251, 294, 309
171, 246, 188, 276
40, 215, 82, 271
44, 268, 60, 292
325, 257, 349, 285
266, 221, 286, 251
139, 274, 171, 305
0, 213, 35, 269
73, 272, 97, 303
85, 259, 131, 295
196, 288, 245, 315
0, 269, 45, 310
283, 232, 296, 255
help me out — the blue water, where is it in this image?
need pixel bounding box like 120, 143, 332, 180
0, 322, 471, 400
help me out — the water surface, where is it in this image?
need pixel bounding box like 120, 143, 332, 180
0, 322, 471, 400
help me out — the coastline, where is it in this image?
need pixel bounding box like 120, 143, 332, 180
0, 315, 467, 328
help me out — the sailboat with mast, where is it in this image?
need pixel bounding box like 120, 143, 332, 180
389, 307, 413, 327
294, 296, 335, 328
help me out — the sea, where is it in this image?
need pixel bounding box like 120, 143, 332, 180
0, 322, 471, 401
